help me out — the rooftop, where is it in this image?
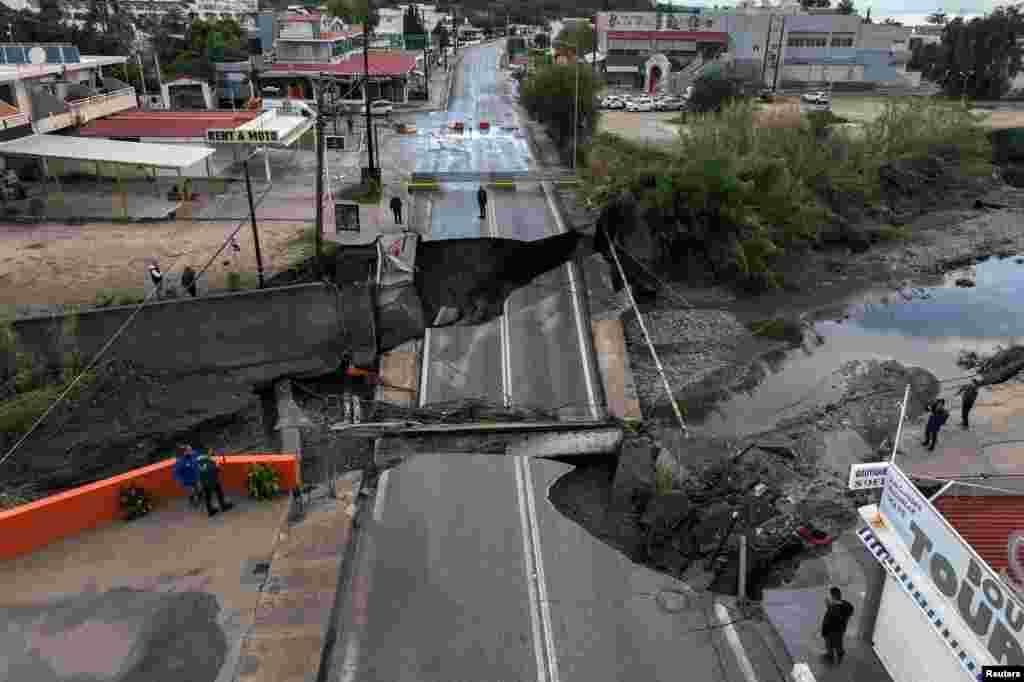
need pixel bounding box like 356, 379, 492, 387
78, 110, 260, 139
268, 52, 418, 76
0, 134, 216, 169
934, 495, 1024, 575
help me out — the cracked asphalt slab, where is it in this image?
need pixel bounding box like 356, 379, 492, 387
330, 42, 780, 682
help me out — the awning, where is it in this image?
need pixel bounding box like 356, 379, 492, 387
0, 134, 215, 170
606, 65, 640, 73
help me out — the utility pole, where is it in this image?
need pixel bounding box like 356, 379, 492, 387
315, 76, 326, 280
424, 41, 430, 100
243, 159, 265, 288
363, 0, 377, 180
136, 54, 149, 101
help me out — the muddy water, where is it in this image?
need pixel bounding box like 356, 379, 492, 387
691, 254, 1024, 436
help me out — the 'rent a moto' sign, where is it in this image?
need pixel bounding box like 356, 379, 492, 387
206, 128, 280, 144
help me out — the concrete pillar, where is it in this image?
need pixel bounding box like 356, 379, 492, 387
274, 379, 312, 460
858, 548, 887, 643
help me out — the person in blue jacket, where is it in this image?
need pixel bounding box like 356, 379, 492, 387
172, 444, 201, 508
922, 399, 950, 451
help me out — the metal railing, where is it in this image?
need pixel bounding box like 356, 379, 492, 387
66, 87, 136, 111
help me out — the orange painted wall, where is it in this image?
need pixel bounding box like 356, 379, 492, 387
0, 453, 298, 562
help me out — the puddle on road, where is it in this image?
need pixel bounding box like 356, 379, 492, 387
690, 254, 1024, 436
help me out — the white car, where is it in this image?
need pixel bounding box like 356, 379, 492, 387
627, 98, 654, 112
802, 91, 830, 105
370, 99, 394, 115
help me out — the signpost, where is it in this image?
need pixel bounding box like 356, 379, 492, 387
335, 202, 360, 233
848, 462, 889, 491
325, 135, 345, 151
206, 128, 280, 144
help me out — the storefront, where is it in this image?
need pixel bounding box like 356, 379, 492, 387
857, 463, 1024, 682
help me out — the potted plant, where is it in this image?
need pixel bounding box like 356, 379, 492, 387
247, 463, 281, 501
119, 483, 154, 521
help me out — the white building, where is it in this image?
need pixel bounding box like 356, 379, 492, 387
596, 7, 914, 94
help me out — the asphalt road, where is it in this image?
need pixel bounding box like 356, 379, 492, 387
329, 42, 771, 682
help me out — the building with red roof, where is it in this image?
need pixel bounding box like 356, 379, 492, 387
263, 53, 420, 104
78, 110, 260, 140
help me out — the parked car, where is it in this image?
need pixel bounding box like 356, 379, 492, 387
802, 91, 830, 105
608, 98, 626, 109
370, 99, 394, 115
627, 97, 654, 112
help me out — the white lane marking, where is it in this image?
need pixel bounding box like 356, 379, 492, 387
515, 456, 549, 682
338, 636, 361, 682
373, 469, 391, 523
521, 456, 561, 682
489, 200, 513, 408
417, 197, 435, 408
541, 181, 600, 420
713, 601, 758, 682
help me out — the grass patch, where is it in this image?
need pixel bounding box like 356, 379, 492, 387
747, 317, 804, 344
94, 289, 145, 308
876, 223, 910, 242
287, 227, 340, 270
654, 462, 675, 496
336, 180, 382, 205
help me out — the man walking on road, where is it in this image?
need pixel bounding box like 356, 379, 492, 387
196, 448, 234, 518
477, 185, 488, 219
922, 398, 950, 451
958, 380, 981, 428
821, 586, 854, 665
390, 195, 403, 224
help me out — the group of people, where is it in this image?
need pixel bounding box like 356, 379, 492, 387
388, 187, 489, 226
921, 379, 982, 451
172, 444, 235, 518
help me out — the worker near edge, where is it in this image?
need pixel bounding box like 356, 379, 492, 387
477, 185, 488, 220
196, 448, 234, 518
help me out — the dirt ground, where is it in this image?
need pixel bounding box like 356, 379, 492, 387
0, 219, 313, 308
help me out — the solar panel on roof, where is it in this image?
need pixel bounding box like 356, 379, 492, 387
61, 46, 80, 63
44, 46, 62, 63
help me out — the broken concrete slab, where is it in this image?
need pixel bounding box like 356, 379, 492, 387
821, 429, 874, 475
641, 491, 691, 530
611, 441, 656, 512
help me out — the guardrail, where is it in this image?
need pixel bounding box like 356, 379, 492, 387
66, 87, 136, 111
0, 453, 299, 561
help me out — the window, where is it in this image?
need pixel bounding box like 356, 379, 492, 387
787, 37, 828, 48
831, 34, 855, 48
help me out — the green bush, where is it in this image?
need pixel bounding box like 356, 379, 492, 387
287, 227, 340, 269
119, 483, 154, 521
747, 317, 805, 343
876, 224, 910, 242
654, 462, 674, 496
247, 463, 281, 501
226, 272, 242, 291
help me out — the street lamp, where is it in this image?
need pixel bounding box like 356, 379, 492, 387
554, 39, 580, 170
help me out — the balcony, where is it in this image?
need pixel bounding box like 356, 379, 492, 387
34, 87, 137, 133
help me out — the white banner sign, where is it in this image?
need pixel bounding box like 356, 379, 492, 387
880, 464, 1024, 666
849, 462, 889, 491
206, 128, 279, 144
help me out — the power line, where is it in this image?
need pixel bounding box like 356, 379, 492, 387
0, 179, 276, 469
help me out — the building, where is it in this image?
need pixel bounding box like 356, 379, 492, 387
273, 14, 362, 63
0, 43, 135, 138
596, 7, 915, 94
264, 52, 420, 105
857, 464, 1024, 682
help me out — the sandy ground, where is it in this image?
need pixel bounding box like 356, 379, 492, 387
0, 219, 313, 308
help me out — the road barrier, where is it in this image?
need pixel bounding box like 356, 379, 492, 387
408, 181, 440, 191
0, 453, 299, 561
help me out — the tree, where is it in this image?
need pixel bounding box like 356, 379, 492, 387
688, 71, 744, 114
863, 8, 872, 23
326, 0, 379, 31
554, 21, 595, 54
927, 11, 948, 25
916, 8, 1024, 99
836, 0, 855, 15
518, 62, 601, 152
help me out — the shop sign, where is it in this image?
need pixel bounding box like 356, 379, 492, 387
607, 13, 658, 30
848, 462, 889, 490
207, 128, 280, 144
880, 464, 1024, 666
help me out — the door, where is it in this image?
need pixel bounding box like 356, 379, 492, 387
873, 576, 968, 682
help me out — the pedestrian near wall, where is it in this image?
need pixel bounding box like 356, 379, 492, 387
922, 398, 949, 451
390, 195, 403, 224
172, 444, 201, 508
821, 586, 855, 665
181, 265, 198, 298
477, 185, 488, 219
957, 380, 981, 429
196, 448, 234, 518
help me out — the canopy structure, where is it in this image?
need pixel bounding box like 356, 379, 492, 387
0, 133, 216, 169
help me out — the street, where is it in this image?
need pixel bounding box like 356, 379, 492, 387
329, 42, 778, 682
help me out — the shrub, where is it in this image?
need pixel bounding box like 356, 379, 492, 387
247, 463, 281, 501
119, 483, 154, 520
654, 462, 674, 496
876, 224, 910, 241
747, 317, 805, 344
287, 227, 340, 269
226, 272, 242, 291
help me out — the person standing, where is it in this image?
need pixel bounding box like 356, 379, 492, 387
390, 195, 403, 224
172, 444, 201, 508
196, 448, 234, 517
347, 116, 354, 134
957, 380, 981, 429
821, 586, 855, 665
147, 261, 164, 300
477, 185, 488, 220
181, 265, 198, 298
922, 398, 949, 451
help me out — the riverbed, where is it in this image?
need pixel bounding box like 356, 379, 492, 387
690, 252, 1024, 436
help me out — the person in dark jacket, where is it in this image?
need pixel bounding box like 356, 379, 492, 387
477, 186, 488, 219
172, 444, 201, 508
196, 448, 234, 517
821, 586, 855, 664
347, 116, 354, 134
181, 265, 198, 298
957, 380, 981, 429
390, 195, 403, 224
922, 398, 949, 451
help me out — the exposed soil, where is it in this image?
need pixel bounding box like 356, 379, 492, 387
0, 219, 311, 308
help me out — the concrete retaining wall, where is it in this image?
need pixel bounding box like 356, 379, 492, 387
12, 283, 350, 379
0, 453, 298, 561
